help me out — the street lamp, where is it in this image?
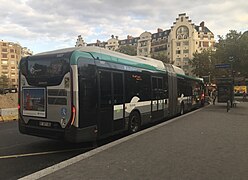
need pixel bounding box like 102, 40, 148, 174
229, 56, 235, 106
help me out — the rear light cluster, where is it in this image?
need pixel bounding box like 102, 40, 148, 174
71, 106, 76, 125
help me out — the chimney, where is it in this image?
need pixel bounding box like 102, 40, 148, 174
157, 28, 163, 33
127, 35, 133, 39
111, 35, 114, 39
200, 21, 205, 28
115, 36, 118, 40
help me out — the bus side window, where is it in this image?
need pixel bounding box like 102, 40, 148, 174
113, 73, 124, 105
99, 71, 112, 107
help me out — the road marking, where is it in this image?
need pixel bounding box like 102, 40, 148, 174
20, 106, 207, 180
0, 148, 90, 160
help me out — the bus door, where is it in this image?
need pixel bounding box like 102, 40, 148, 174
98, 70, 124, 136
168, 73, 178, 116
151, 76, 164, 121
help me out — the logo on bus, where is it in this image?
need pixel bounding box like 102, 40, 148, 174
61, 107, 67, 116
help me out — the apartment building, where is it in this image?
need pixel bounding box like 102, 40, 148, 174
168, 13, 215, 75
0, 40, 32, 88
75, 13, 215, 76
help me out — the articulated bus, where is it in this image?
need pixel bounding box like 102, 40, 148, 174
18, 47, 204, 143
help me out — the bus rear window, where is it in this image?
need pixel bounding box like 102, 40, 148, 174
20, 53, 71, 86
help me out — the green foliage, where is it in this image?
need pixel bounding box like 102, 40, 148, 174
151, 51, 169, 63
215, 30, 248, 77
190, 30, 248, 81
0, 75, 10, 88
190, 50, 210, 75
116, 45, 137, 56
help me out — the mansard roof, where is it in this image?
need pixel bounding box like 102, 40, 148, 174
195, 25, 213, 34
151, 29, 171, 40
118, 37, 139, 45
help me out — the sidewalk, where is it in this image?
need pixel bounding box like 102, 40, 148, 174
21, 102, 248, 180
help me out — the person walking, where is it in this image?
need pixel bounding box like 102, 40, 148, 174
243, 91, 247, 102
212, 90, 217, 105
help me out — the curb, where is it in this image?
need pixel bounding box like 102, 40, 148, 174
0, 115, 18, 122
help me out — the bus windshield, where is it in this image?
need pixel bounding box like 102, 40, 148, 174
20, 53, 71, 86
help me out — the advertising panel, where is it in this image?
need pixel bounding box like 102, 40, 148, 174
23, 88, 46, 117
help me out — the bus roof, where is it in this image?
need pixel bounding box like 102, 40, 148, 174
34, 46, 201, 81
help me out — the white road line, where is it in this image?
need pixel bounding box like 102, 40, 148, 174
19, 106, 206, 180
0, 148, 88, 160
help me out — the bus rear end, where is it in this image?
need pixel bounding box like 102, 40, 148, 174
18, 51, 77, 141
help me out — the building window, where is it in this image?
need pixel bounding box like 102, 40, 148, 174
183, 49, 189, 53
176, 58, 181, 61
177, 35, 183, 40
183, 58, 189, 62
2, 66, 8, 70
10, 49, 14, 53
183, 41, 189, 46
2, 43, 7, 46
176, 42, 180, 46
203, 41, 209, 47
2, 54, 7, 58
176, 50, 181, 54
2, 48, 7, 52
177, 26, 189, 35
11, 55, 15, 58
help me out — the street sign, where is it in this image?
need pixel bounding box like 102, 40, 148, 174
215, 64, 231, 68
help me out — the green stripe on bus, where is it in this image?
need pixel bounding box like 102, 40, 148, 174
70, 50, 165, 72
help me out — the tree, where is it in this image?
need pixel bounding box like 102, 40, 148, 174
190, 49, 214, 78
0, 75, 10, 89
214, 30, 248, 77
116, 45, 137, 56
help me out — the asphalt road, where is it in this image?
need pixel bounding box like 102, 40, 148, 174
2, 102, 248, 179
38, 102, 248, 180
0, 121, 94, 179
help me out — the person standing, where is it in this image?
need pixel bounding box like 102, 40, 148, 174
243, 91, 247, 102
212, 90, 217, 105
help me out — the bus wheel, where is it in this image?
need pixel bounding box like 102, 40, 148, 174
129, 111, 140, 133
180, 103, 184, 115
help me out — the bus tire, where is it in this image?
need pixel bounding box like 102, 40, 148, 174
180, 103, 184, 115
128, 111, 141, 133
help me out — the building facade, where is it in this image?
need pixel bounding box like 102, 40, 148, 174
105, 35, 119, 51
0, 40, 33, 88
75, 13, 215, 76
168, 13, 215, 75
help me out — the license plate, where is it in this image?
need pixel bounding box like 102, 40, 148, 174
39, 121, 51, 127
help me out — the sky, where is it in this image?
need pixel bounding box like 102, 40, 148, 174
1, 0, 247, 54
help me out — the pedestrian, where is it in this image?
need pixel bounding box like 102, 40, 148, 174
212, 90, 217, 105
243, 91, 247, 102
